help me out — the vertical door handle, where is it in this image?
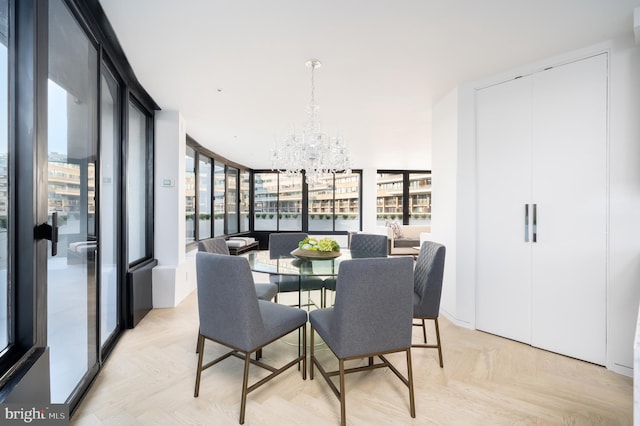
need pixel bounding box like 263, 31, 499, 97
532, 204, 537, 243
35, 212, 59, 256
524, 204, 529, 242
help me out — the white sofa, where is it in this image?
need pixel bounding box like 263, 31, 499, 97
386, 224, 431, 255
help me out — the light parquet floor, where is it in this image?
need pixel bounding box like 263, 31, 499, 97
72, 289, 632, 425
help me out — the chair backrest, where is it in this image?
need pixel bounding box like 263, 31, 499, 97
268, 232, 307, 258
413, 241, 446, 318
196, 252, 264, 351
331, 257, 414, 358
198, 237, 230, 255
349, 233, 388, 258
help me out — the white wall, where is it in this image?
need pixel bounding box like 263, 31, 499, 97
608, 37, 640, 375
152, 110, 196, 308
431, 88, 460, 323
433, 37, 640, 376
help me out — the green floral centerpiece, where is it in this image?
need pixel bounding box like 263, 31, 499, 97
291, 237, 342, 259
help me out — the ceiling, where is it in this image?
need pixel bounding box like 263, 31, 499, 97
99, 0, 640, 170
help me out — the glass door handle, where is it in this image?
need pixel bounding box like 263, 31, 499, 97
35, 212, 59, 256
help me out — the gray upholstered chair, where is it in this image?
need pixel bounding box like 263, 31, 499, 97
349, 233, 389, 257
194, 252, 307, 424
309, 257, 416, 426
199, 237, 278, 301
268, 232, 325, 307
412, 240, 446, 368
323, 233, 388, 303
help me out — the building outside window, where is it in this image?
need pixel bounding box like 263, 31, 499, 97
408, 172, 432, 225
376, 172, 404, 224
278, 174, 302, 231
376, 171, 431, 226
186, 139, 251, 240
255, 171, 361, 232
308, 172, 360, 231
253, 172, 280, 231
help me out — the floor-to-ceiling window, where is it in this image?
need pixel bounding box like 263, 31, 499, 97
307, 172, 361, 232
254, 172, 304, 231
376, 172, 404, 224
376, 170, 431, 226
185, 146, 196, 244
99, 64, 120, 349
0, 0, 158, 414
240, 170, 250, 232
226, 167, 239, 234
278, 174, 303, 231
0, 0, 8, 354
47, 0, 99, 403
254, 172, 278, 231
407, 172, 431, 225
334, 173, 360, 231
184, 140, 251, 242
255, 171, 361, 233
213, 161, 225, 236
127, 101, 152, 263
198, 155, 212, 240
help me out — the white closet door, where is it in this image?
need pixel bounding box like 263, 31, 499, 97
530, 54, 607, 365
476, 76, 533, 344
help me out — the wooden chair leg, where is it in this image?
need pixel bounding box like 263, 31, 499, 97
339, 359, 346, 426
406, 348, 416, 418
434, 317, 443, 368
310, 325, 315, 380
239, 352, 251, 424
194, 334, 205, 397
302, 324, 307, 380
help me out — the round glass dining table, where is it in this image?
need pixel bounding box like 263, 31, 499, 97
241, 248, 355, 278
241, 249, 362, 356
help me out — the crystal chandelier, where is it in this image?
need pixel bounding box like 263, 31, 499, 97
271, 59, 351, 186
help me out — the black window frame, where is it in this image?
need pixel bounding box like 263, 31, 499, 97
125, 95, 154, 268
186, 136, 252, 247
253, 169, 363, 235
0, 0, 160, 408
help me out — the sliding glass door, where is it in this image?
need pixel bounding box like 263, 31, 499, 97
99, 65, 120, 349
47, 0, 99, 403
0, 0, 8, 354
